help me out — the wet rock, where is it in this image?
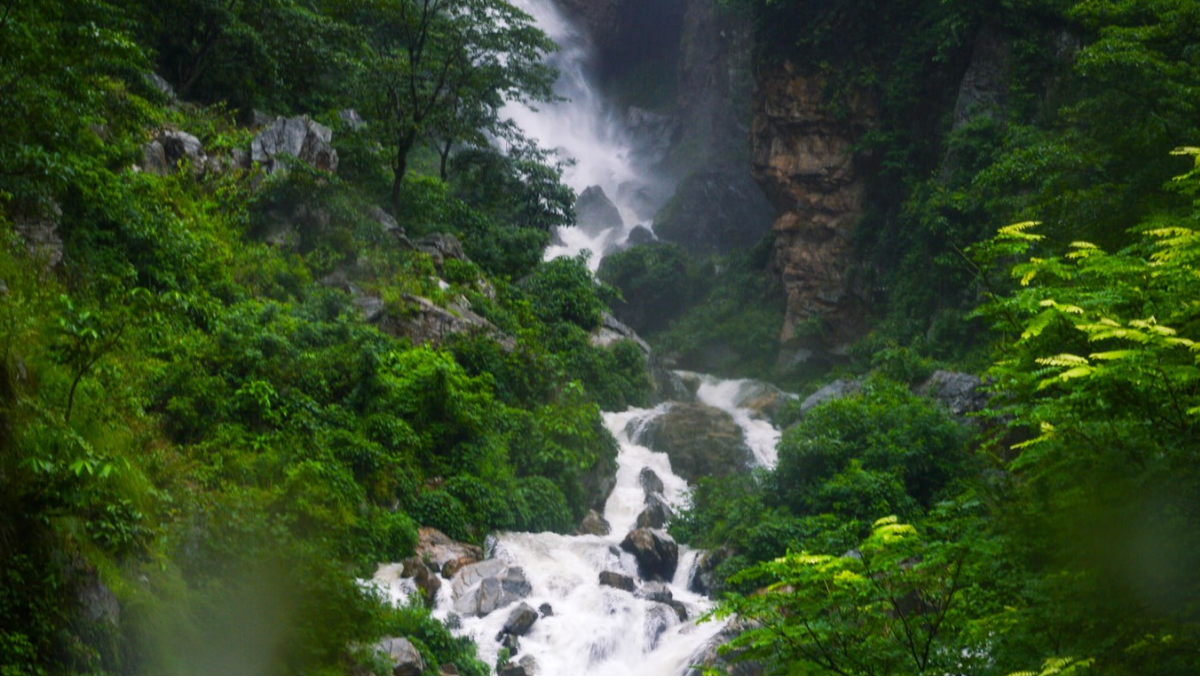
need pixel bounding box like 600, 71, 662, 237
375, 636, 426, 676
634, 581, 674, 605
620, 528, 679, 582
577, 509, 612, 536
625, 107, 679, 168
686, 620, 764, 675
518, 656, 538, 675
400, 557, 442, 608
636, 403, 753, 482
636, 494, 671, 529
689, 546, 732, 596
581, 450, 619, 515
917, 371, 987, 418
798, 379, 863, 418
599, 570, 637, 592
251, 115, 338, 174
644, 603, 674, 650
575, 185, 624, 235
451, 560, 531, 617
440, 663, 460, 676
500, 632, 520, 655
499, 602, 539, 638
639, 468, 665, 498
538, 603, 554, 617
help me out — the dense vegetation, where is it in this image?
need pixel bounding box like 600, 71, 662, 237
5, 0, 1200, 676
668, 0, 1200, 675
0, 0, 648, 674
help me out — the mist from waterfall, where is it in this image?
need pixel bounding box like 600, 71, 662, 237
502, 0, 664, 271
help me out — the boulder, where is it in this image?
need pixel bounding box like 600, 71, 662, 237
251, 115, 338, 174
652, 170, 774, 256
644, 603, 675, 650
416, 527, 484, 578
498, 655, 538, 676
400, 557, 442, 608
620, 528, 679, 582
500, 632, 520, 656
636, 403, 753, 482
577, 509, 612, 536
639, 468, 665, 498
538, 603, 554, 617
498, 602, 539, 638
373, 294, 510, 350
599, 570, 637, 592
689, 546, 732, 596
145, 73, 176, 100
580, 450, 619, 515
575, 185, 624, 235
917, 371, 987, 418
415, 232, 467, 273
634, 581, 674, 605
143, 130, 205, 177
798, 379, 863, 418
635, 493, 671, 529
440, 663, 460, 676
451, 561, 531, 617
338, 108, 366, 130
375, 636, 426, 676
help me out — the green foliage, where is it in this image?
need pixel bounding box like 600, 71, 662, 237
773, 378, 969, 520
521, 255, 608, 331
596, 242, 695, 336
710, 516, 977, 675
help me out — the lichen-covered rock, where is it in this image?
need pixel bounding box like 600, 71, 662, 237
251, 115, 338, 174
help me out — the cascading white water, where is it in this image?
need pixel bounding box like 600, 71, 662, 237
370, 4, 794, 674
502, 0, 662, 272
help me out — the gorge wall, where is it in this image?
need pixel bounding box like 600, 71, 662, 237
750, 63, 875, 367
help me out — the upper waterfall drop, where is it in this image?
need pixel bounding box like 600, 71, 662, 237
502, 0, 666, 272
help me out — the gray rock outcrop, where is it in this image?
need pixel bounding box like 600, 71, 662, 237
450, 559, 532, 617
575, 185, 624, 235
251, 116, 338, 174
620, 528, 679, 582
374, 636, 426, 676
635, 403, 753, 482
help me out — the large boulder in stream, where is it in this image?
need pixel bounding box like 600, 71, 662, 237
620, 528, 679, 582
634, 403, 753, 482
450, 559, 532, 617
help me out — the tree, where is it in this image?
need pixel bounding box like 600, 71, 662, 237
345, 0, 557, 211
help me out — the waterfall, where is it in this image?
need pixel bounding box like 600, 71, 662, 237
501, 0, 665, 272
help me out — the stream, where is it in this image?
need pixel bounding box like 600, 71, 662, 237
372, 1, 784, 674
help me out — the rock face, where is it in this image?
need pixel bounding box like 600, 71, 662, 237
143, 129, 208, 177
635, 403, 753, 482
653, 170, 774, 256
620, 528, 679, 581
401, 557, 442, 608
575, 185, 624, 235
375, 636, 426, 676
415, 232, 467, 272
752, 61, 876, 364
251, 115, 338, 174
